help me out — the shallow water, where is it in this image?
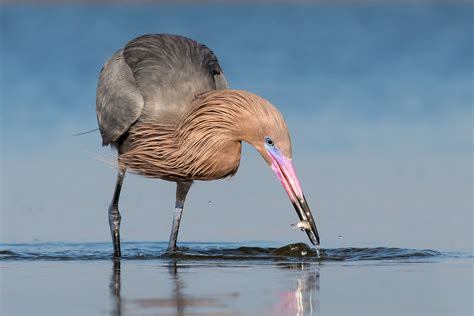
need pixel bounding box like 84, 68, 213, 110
1, 242, 472, 315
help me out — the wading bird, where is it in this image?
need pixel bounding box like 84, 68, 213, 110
97, 34, 319, 257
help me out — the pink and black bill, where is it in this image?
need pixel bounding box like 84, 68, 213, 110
265, 137, 320, 246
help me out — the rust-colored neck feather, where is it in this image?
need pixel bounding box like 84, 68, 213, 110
119, 90, 289, 181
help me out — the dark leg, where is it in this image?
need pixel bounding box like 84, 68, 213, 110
168, 181, 192, 250
109, 167, 126, 257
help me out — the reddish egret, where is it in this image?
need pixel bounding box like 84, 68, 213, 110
96, 34, 319, 257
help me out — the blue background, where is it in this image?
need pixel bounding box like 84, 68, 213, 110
1, 3, 472, 251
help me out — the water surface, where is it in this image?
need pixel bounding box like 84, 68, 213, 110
1, 242, 472, 315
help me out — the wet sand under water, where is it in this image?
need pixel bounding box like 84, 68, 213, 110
0, 242, 472, 315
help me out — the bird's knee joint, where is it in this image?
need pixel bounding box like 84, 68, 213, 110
108, 204, 120, 214
108, 206, 121, 224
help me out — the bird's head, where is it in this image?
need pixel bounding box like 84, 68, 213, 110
237, 91, 320, 246
187, 90, 320, 246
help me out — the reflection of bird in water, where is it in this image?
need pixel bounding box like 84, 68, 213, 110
107, 256, 319, 315
109, 259, 122, 316
131, 261, 236, 315
168, 261, 185, 316
275, 263, 320, 316
108, 259, 229, 316
97, 33, 319, 257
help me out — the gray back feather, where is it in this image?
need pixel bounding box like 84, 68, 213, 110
96, 34, 228, 146
96, 50, 144, 145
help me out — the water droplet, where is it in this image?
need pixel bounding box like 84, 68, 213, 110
315, 246, 321, 258
290, 223, 298, 231
338, 235, 342, 239
208, 200, 212, 205
138, 252, 144, 257
301, 250, 307, 256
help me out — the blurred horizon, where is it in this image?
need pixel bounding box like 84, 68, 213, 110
0, 2, 472, 252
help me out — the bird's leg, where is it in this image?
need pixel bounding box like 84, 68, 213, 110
168, 181, 192, 251
109, 167, 126, 257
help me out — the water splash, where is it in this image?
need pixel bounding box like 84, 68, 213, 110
315, 245, 321, 258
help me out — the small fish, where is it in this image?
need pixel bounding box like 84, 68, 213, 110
290, 220, 311, 231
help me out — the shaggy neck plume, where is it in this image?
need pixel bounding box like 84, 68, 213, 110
119, 90, 279, 181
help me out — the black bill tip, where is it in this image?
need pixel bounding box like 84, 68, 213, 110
292, 197, 320, 246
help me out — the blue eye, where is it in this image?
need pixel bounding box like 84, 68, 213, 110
265, 137, 274, 147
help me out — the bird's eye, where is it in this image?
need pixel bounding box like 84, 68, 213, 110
265, 137, 274, 147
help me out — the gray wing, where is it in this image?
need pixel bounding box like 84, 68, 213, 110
96, 49, 144, 146
97, 34, 228, 146
214, 72, 229, 90
122, 34, 228, 122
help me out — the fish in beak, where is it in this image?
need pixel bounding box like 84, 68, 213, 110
265, 142, 320, 246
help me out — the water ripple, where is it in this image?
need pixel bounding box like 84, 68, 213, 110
0, 242, 468, 262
